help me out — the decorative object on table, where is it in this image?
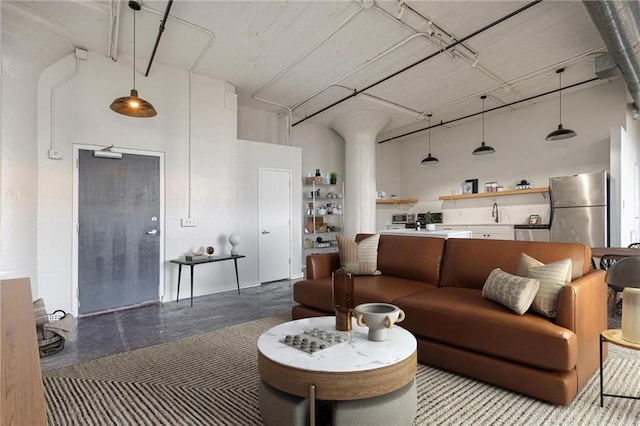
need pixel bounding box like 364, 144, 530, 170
546, 68, 577, 141
472, 95, 496, 155
206, 246, 215, 256
332, 269, 355, 331
228, 233, 240, 255
622, 288, 640, 343
354, 303, 405, 341
516, 179, 532, 190
315, 168, 321, 176
279, 327, 347, 353
192, 247, 204, 256
330, 172, 338, 184
109, 1, 157, 118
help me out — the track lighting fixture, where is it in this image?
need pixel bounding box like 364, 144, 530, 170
421, 114, 439, 164
110, 1, 157, 118
546, 68, 576, 141
472, 95, 496, 155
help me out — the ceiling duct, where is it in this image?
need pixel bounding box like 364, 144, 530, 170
583, 0, 640, 107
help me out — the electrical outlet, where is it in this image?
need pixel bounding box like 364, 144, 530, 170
181, 218, 199, 227
48, 149, 63, 159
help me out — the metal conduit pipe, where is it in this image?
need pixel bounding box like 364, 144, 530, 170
251, 3, 366, 144
144, 0, 174, 77
292, 0, 542, 126
583, 0, 640, 107
107, 0, 121, 61
378, 77, 599, 144
291, 32, 431, 111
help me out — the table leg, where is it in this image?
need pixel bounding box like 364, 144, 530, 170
234, 258, 240, 294
190, 265, 195, 308
600, 334, 604, 407
176, 264, 182, 303
309, 384, 316, 426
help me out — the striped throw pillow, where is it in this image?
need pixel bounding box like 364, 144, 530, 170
336, 234, 381, 275
518, 253, 572, 318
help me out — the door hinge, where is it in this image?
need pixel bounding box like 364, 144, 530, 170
76, 222, 79, 233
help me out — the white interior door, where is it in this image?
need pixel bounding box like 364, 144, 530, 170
259, 168, 291, 283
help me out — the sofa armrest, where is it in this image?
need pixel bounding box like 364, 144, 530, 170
306, 253, 341, 280
555, 269, 607, 388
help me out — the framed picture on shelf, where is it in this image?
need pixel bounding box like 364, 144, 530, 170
528, 214, 541, 225
462, 178, 478, 194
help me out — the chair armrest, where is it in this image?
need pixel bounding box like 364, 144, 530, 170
306, 253, 341, 280
555, 269, 608, 388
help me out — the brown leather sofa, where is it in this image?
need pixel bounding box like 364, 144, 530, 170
292, 234, 608, 405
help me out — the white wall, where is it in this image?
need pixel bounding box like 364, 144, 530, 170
291, 122, 345, 185
36, 52, 241, 313
0, 50, 40, 295
236, 140, 303, 281
237, 106, 281, 144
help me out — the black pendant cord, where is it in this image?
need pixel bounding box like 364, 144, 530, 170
133, 10, 136, 91
558, 71, 562, 124
482, 96, 485, 142
428, 115, 432, 152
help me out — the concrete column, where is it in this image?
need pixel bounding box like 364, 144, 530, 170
331, 111, 390, 237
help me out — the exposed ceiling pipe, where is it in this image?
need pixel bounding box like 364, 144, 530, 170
292, 0, 543, 126
144, 0, 174, 77
107, 0, 121, 61
583, 0, 640, 107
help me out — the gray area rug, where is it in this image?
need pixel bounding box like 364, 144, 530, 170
44, 314, 640, 425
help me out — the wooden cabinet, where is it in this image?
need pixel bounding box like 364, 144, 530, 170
436, 224, 514, 240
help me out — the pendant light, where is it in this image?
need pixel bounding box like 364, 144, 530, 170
546, 68, 576, 140
421, 114, 439, 164
472, 95, 495, 155
110, 1, 157, 118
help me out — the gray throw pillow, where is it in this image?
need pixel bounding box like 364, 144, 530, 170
482, 268, 540, 315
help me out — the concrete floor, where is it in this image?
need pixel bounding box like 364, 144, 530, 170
40, 279, 295, 372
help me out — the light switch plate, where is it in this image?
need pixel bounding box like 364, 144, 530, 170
48, 149, 63, 159
181, 218, 199, 227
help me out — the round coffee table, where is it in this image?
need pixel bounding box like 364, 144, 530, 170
257, 316, 417, 425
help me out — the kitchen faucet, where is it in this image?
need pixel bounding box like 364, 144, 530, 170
492, 202, 499, 223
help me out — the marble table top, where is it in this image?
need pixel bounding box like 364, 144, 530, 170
257, 316, 416, 373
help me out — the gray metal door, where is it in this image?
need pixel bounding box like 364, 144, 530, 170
78, 149, 160, 315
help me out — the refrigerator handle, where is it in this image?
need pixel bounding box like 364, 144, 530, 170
549, 189, 554, 226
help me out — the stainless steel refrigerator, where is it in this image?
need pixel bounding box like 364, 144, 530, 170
549, 171, 609, 247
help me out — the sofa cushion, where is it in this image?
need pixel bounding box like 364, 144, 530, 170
293, 276, 437, 314
337, 234, 381, 275
525, 258, 572, 318
439, 239, 589, 289
393, 287, 577, 371
372, 234, 446, 284
482, 269, 540, 315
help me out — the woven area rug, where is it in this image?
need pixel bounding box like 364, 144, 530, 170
44, 315, 640, 425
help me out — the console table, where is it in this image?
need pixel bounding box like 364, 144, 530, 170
170, 255, 245, 307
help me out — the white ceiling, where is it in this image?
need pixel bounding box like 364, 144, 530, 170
2, 0, 612, 140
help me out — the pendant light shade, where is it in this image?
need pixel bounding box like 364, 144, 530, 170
110, 2, 157, 118
472, 95, 495, 155
421, 113, 439, 164
546, 68, 575, 141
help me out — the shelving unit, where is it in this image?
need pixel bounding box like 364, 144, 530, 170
438, 187, 548, 201
376, 198, 418, 205
303, 181, 344, 256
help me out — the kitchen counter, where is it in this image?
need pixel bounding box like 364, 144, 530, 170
379, 229, 471, 239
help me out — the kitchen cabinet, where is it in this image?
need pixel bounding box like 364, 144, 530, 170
436, 224, 514, 240
303, 181, 344, 255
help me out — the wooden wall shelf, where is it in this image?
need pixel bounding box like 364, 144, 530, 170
438, 187, 548, 201
376, 198, 418, 205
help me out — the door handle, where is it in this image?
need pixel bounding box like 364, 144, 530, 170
262, 230, 270, 234
146, 229, 158, 235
